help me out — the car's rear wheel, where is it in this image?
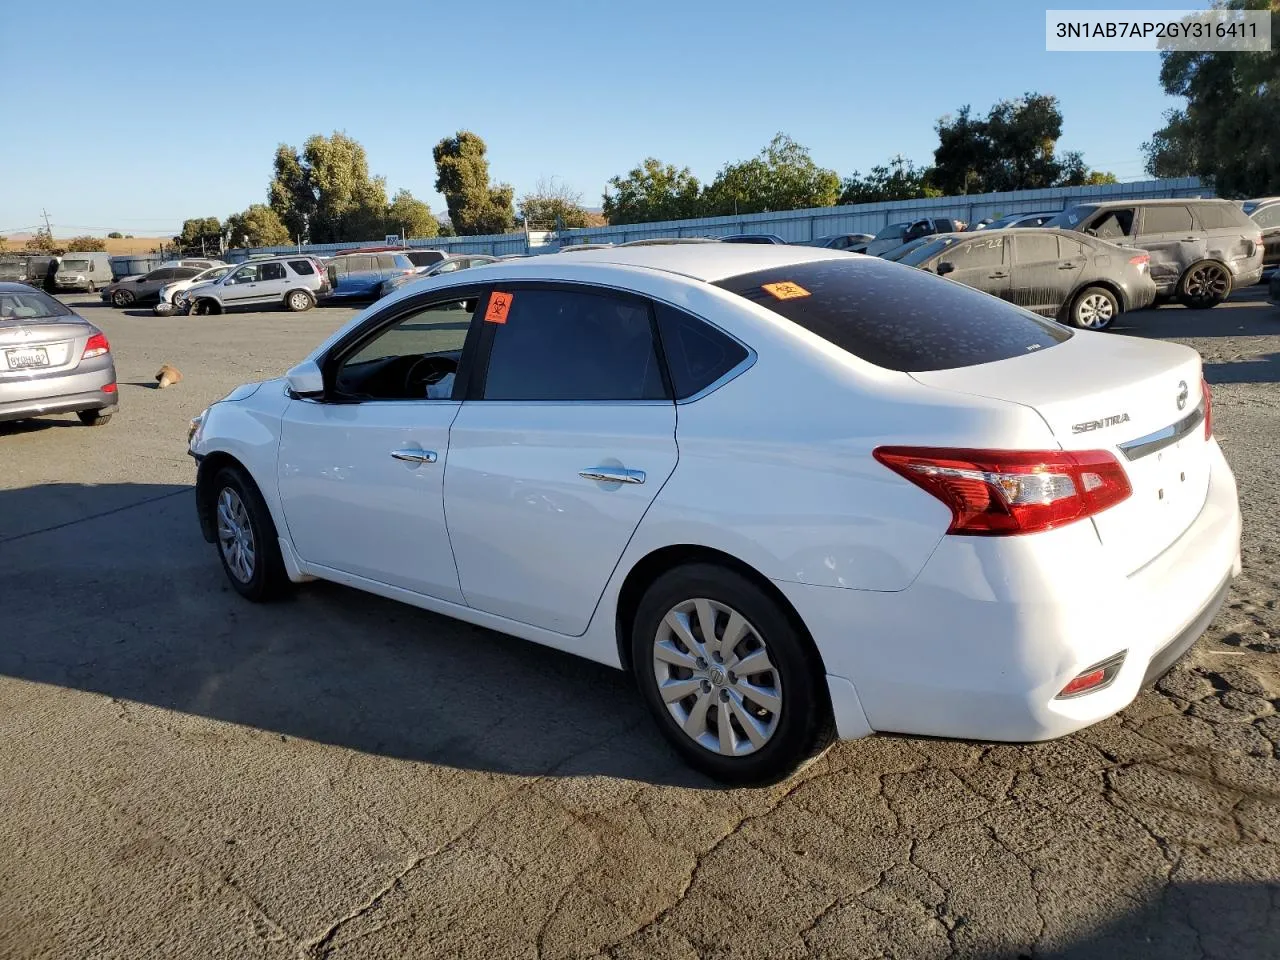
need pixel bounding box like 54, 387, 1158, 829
286, 289, 314, 312
1179, 261, 1232, 309
112, 289, 134, 307
87, 282, 95, 293
1069, 286, 1118, 330
76, 409, 111, 426
210, 465, 289, 602
631, 563, 830, 784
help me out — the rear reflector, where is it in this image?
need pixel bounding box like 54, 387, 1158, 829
102, 382, 117, 394
1056, 651, 1127, 699
1202, 378, 1212, 439
873, 447, 1132, 535
83, 332, 110, 359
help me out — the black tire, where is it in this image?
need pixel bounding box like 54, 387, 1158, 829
285, 289, 314, 313
76, 409, 111, 426
193, 298, 221, 316
1178, 260, 1232, 309
209, 464, 290, 602
87, 282, 95, 293
112, 289, 134, 308
630, 563, 831, 784
1067, 285, 1119, 331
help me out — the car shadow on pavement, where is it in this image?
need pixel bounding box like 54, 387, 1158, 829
1203, 352, 1280, 385
1111, 287, 1277, 339
0, 482, 711, 787
975, 881, 1279, 960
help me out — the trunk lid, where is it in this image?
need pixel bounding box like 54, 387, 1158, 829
0, 318, 92, 375
911, 332, 1210, 574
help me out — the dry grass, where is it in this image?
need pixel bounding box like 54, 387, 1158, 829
1, 235, 167, 255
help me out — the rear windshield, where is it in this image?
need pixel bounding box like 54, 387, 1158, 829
714, 258, 1071, 373
0, 289, 73, 320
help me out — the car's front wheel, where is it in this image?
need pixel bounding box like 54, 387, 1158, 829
1068, 286, 1118, 330
112, 289, 134, 307
631, 563, 831, 784
210, 465, 290, 602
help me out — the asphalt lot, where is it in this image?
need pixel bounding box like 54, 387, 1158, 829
1, 288, 1278, 960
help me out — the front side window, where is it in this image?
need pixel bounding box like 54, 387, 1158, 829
1089, 208, 1135, 240
1253, 205, 1280, 229
1044, 205, 1096, 230
1140, 205, 1194, 235
228, 265, 259, 284
480, 288, 667, 401
714, 257, 1070, 373
334, 297, 478, 401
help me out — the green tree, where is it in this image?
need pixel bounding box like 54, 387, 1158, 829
268, 144, 314, 240
225, 204, 291, 248
702, 134, 840, 215
64, 235, 107, 252
602, 158, 702, 224
267, 133, 390, 243
433, 131, 515, 235
518, 177, 590, 229
436, 220, 455, 237
174, 217, 223, 253
840, 156, 941, 204
107, 231, 123, 239
933, 94, 1111, 194
1142, 1, 1279, 196
386, 189, 440, 238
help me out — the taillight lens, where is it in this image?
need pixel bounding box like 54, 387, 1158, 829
83, 332, 110, 359
873, 447, 1132, 536
1128, 253, 1150, 272
1202, 378, 1212, 439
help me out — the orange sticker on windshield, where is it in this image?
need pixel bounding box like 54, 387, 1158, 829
761, 281, 810, 300
485, 291, 513, 323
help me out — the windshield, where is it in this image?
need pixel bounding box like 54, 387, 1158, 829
197, 266, 231, 281
872, 221, 909, 241
714, 257, 1069, 372
1043, 205, 1095, 229
61, 259, 90, 271
896, 235, 961, 266
0, 289, 73, 321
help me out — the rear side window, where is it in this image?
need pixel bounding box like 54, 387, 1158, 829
1014, 234, 1058, 263
289, 259, 315, 275
348, 256, 375, 273
1195, 203, 1251, 231
1141, 205, 1194, 234
173, 268, 201, 279
655, 303, 749, 400
714, 258, 1070, 373
480, 288, 668, 401
376, 254, 398, 270
260, 262, 286, 281
1252, 205, 1280, 229
328, 259, 348, 278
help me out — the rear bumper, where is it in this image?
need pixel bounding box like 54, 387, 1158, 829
777, 439, 1241, 742
0, 362, 118, 422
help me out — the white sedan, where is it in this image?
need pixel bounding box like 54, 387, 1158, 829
188, 245, 1241, 783
157, 264, 233, 312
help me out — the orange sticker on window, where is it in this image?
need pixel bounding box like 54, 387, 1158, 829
761, 281, 810, 300
485, 291, 514, 323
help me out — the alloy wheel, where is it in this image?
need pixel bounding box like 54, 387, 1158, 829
1075, 292, 1114, 329
1184, 263, 1229, 305
216, 487, 256, 583
651, 598, 782, 756
289, 291, 310, 311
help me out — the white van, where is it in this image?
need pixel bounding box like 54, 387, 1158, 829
54, 252, 114, 292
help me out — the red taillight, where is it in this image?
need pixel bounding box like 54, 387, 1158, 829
873, 447, 1133, 536
1128, 253, 1150, 272
82, 332, 110, 359
1202, 378, 1212, 439
102, 382, 117, 394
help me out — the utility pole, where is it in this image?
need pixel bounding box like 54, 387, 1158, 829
40, 209, 52, 236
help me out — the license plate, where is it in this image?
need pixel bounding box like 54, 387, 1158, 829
6, 347, 50, 370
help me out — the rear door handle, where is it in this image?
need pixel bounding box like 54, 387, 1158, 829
391, 449, 437, 464
988, 271, 1009, 279
579, 467, 645, 485
1058, 262, 1077, 269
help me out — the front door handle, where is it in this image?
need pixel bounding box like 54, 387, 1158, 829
988, 271, 1009, 279
579, 467, 645, 485
391, 448, 437, 464
1058, 262, 1077, 269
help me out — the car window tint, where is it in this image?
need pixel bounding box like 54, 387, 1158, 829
289, 259, 315, 275
347, 256, 374, 273
655, 303, 749, 400
1141, 205, 1194, 235
260, 262, 286, 281
1252, 205, 1280, 228
481, 288, 668, 401
327, 259, 347, 278
1090, 209, 1135, 240
336, 298, 477, 400
436, 260, 460, 273
1058, 237, 1088, 258
375, 254, 396, 270
1015, 234, 1058, 263
947, 237, 1004, 268
173, 268, 202, 279
714, 258, 1070, 373
874, 222, 909, 241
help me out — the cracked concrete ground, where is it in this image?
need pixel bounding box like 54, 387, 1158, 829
0, 290, 1277, 960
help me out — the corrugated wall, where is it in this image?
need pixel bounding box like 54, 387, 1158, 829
230, 177, 1208, 259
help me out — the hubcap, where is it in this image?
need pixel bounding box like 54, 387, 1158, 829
216, 487, 256, 583
292, 293, 307, 309
1077, 293, 1114, 328
652, 598, 782, 757
1186, 264, 1228, 303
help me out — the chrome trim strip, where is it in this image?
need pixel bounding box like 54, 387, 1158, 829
1117, 403, 1205, 461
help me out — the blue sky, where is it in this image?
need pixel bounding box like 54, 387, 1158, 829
0, 0, 1187, 237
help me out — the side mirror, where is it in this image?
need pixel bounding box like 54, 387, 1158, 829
285, 359, 324, 400
1084, 228, 1098, 237
936, 261, 955, 276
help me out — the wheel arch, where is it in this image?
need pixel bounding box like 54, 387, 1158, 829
195, 451, 247, 542
612, 543, 830, 682
284, 286, 314, 306
1177, 257, 1231, 288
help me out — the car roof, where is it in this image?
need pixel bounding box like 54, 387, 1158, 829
1074, 197, 1227, 208
474, 243, 851, 282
